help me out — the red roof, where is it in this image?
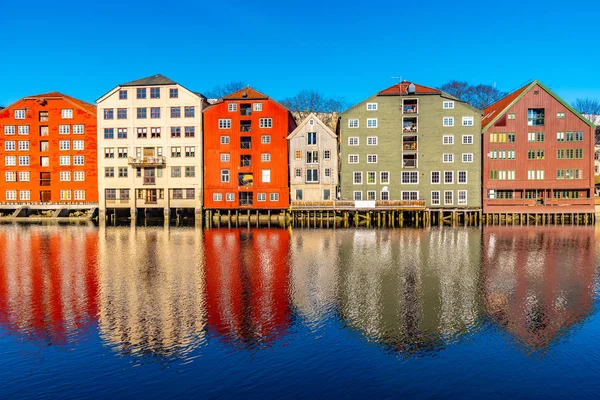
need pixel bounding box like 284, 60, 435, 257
378, 81, 441, 96
223, 87, 269, 100
24, 92, 97, 115
481, 83, 531, 127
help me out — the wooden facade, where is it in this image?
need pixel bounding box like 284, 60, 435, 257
203, 88, 296, 210
482, 81, 596, 214
0, 93, 98, 204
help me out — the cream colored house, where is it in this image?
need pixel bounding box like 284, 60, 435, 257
287, 113, 338, 201
96, 74, 206, 220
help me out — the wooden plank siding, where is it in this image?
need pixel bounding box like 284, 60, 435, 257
203, 89, 296, 209
483, 83, 595, 214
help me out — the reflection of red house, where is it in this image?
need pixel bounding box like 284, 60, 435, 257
204, 229, 290, 348
483, 227, 595, 352
0, 226, 98, 344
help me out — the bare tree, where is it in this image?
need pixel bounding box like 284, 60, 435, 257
439, 81, 507, 110
573, 98, 600, 116
204, 81, 246, 99
280, 90, 348, 130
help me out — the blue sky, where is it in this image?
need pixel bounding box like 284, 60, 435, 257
0, 0, 597, 107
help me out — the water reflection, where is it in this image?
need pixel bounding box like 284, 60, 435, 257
97, 226, 206, 359
0, 224, 597, 362
0, 224, 98, 344
334, 229, 483, 356
204, 229, 291, 349
483, 226, 596, 353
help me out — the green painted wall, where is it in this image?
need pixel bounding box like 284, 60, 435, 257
339, 91, 482, 208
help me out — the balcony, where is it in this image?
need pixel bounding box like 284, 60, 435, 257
240, 155, 252, 167
402, 136, 418, 151
240, 137, 252, 149
240, 104, 252, 116
128, 156, 166, 166
402, 99, 418, 114
239, 193, 253, 207
240, 121, 252, 132
402, 154, 417, 168
238, 173, 253, 188
403, 117, 418, 133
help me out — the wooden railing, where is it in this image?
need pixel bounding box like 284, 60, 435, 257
291, 200, 426, 209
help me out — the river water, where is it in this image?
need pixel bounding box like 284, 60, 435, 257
0, 223, 598, 398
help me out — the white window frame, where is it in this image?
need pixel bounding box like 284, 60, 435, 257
401, 171, 419, 184
353, 191, 363, 201
401, 191, 419, 201
220, 135, 230, 144
348, 137, 359, 146
458, 171, 468, 184
367, 154, 378, 164
367, 136, 378, 146
462, 153, 474, 163
462, 135, 474, 145
353, 172, 362, 184
366, 103, 378, 111
62, 109, 73, 119
458, 190, 468, 205
348, 154, 359, 164
443, 101, 454, 109
218, 119, 232, 129
431, 171, 440, 184
367, 118, 378, 128
261, 153, 271, 162
253, 103, 262, 112
431, 191, 441, 205
220, 153, 230, 162
380, 171, 390, 184
262, 169, 271, 183
443, 153, 454, 163
261, 135, 271, 144
444, 171, 454, 184
462, 116, 474, 126
444, 190, 454, 205
259, 118, 273, 128
348, 119, 359, 128
443, 117, 455, 127
228, 103, 238, 112
443, 135, 454, 145
14, 110, 25, 119
213, 193, 223, 202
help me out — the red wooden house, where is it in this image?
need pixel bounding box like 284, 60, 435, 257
203, 88, 296, 209
482, 80, 596, 215
0, 92, 98, 204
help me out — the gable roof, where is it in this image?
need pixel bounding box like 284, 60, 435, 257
287, 113, 336, 140
3, 92, 96, 116
378, 81, 442, 96
120, 74, 177, 87
223, 87, 269, 100
482, 80, 596, 131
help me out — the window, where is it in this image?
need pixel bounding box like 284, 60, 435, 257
185, 147, 195, 157
62, 109, 73, 119
150, 87, 160, 99
19, 191, 30, 201
462, 117, 474, 126
105, 167, 115, 178
117, 128, 127, 139
366, 191, 376, 200
508, 113, 515, 120
137, 128, 147, 138
557, 132, 565, 142
4, 126, 15, 135
5, 172, 16, 182
462, 135, 474, 145
137, 88, 147, 99
353, 172, 362, 184
18, 141, 29, 151
458, 171, 467, 184
324, 168, 331, 178
171, 167, 181, 178
59, 125, 70, 134
172, 147, 182, 158
18, 156, 29, 166
228, 103, 238, 112
528, 108, 545, 126
367, 154, 378, 163
306, 168, 318, 183
367, 118, 377, 128
401, 171, 418, 184
221, 169, 230, 183
462, 153, 473, 163
348, 119, 359, 128
5, 190, 17, 201
5, 156, 16, 166
223, 193, 234, 202
18, 172, 29, 182
262, 169, 271, 183
444, 171, 454, 184
431, 191, 440, 205
348, 154, 359, 164
58, 171, 71, 181
213, 193, 223, 202
254, 103, 262, 112
4, 141, 15, 151
17, 125, 29, 135
185, 167, 195, 177
171, 127, 181, 138
324, 150, 331, 160
259, 118, 273, 128
527, 132, 545, 142
73, 190, 85, 201
219, 119, 232, 129
443, 117, 454, 127
261, 153, 270, 162
353, 191, 362, 201
444, 191, 453, 205
306, 132, 317, 145
150, 107, 160, 119
220, 135, 230, 145
117, 147, 127, 158
431, 171, 440, 184
443, 101, 454, 109
74, 156, 84, 165
508, 133, 516, 143
119, 90, 127, 100
443, 153, 454, 163
367, 137, 378, 146
184, 106, 195, 117
381, 190, 389, 201
367, 103, 378, 110
380, 171, 390, 184
168, 88, 178, 98
261, 135, 271, 144
171, 107, 181, 118
443, 135, 454, 145
367, 171, 376, 184
557, 112, 565, 119
74, 171, 85, 181
137, 108, 147, 119
294, 168, 301, 178
348, 137, 359, 146
401, 191, 419, 201
104, 148, 114, 158
104, 109, 114, 120
458, 190, 467, 205
295, 189, 304, 200
151, 127, 161, 138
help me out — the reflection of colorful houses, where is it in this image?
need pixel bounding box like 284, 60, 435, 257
483, 227, 595, 352
336, 229, 483, 355
0, 224, 98, 344
97, 226, 206, 358
204, 229, 290, 348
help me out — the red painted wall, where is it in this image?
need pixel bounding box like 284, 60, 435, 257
0, 94, 98, 204
203, 93, 295, 209
483, 84, 595, 213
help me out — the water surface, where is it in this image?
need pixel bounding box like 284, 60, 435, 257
0, 224, 598, 398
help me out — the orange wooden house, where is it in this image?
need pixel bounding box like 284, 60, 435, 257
0, 92, 98, 204
203, 87, 296, 209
